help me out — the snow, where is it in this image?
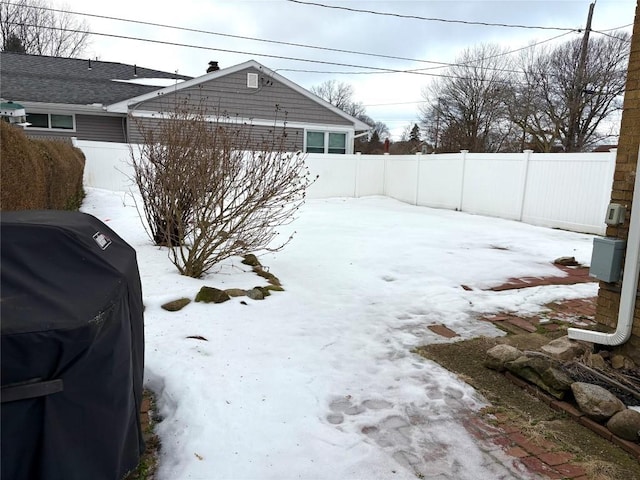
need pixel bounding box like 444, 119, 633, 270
82, 189, 598, 480
111, 78, 185, 87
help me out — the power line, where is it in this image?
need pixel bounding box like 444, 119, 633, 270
591, 30, 632, 42
6, 1, 572, 76
6, 2, 581, 81
286, 0, 579, 32
5, 22, 521, 83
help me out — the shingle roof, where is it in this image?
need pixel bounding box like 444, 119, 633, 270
0, 52, 193, 105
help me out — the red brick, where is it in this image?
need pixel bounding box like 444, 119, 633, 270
492, 435, 513, 448
555, 463, 587, 478
551, 400, 584, 419
538, 451, 575, 466
578, 416, 613, 441
506, 317, 538, 333
508, 432, 552, 456
506, 446, 529, 458
427, 324, 459, 338
520, 456, 564, 479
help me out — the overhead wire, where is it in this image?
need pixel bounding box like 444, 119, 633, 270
286, 0, 580, 31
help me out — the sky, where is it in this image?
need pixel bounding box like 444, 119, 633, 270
51, 0, 637, 139
82, 186, 601, 479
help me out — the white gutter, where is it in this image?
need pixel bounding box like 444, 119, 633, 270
568, 147, 640, 346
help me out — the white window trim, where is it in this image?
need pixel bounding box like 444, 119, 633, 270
26, 112, 76, 132
303, 129, 352, 154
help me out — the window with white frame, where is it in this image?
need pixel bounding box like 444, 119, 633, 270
26, 113, 75, 130
305, 131, 347, 154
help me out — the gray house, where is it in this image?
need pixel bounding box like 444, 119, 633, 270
0, 52, 370, 153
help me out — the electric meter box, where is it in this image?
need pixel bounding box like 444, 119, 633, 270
589, 237, 626, 283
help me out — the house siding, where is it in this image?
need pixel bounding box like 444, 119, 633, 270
133, 67, 352, 127
595, 2, 640, 362
128, 116, 304, 151
24, 114, 126, 142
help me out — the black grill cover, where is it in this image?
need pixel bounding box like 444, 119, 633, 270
1, 211, 145, 480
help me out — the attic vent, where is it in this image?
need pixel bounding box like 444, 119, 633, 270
247, 73, 258, 89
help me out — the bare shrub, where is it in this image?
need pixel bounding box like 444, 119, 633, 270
131, 99, 315, 278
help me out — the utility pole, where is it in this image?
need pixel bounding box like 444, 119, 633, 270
569, 1, 595, 151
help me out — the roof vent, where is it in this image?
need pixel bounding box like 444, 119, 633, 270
207, 61, 220, 73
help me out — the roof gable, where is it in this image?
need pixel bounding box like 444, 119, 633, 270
108, 60, 370, 130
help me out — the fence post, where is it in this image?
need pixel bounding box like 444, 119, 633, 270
382, 153, 389, 196
354, 152, 361, 198
415, 152, 422, 205
458, 150, 469, 211
518, 149, 533, 221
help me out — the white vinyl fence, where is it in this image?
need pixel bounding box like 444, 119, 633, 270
76, 139, 616, 235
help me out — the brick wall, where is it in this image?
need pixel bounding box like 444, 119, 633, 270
595, 2, 640, 360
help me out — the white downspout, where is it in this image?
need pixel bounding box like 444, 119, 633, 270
568, 148, 640, 346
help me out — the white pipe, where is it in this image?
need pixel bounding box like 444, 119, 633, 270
568, 148, 640, 346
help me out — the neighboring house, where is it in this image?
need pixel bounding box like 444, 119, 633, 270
0, 52, 370, 153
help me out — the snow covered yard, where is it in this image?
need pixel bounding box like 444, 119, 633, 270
83, 188, 598, 480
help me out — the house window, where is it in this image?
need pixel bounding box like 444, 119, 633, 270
26, 113, 74, 130
305, 131, 347, 154
328, 133, 346, 154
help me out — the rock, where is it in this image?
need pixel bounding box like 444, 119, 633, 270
571, 382, 626, 422
161, 297, 191, 311
554, 256, 579, 266
505, 354, 573, 399
265, 284, 285, 292
224, 288, 247, 298
541, 336, 587, 361
606, 409, 640, 442
584, 352, 607, 370
611, 354, 636, 370
242, 254, 261, 267
485, 344, 522, 372
246, 288, 265, 300
255, 268, 281, 286
195, 286, 230, 304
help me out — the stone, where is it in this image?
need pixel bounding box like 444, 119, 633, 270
505, 354, 572, 399
224, 288, 247, 298
540, 336, 587, 361
195, 286, 230, 304
554, 256, 579, 266
611, 354, 636, 370
255, 268, 281, 286
584, 352, 607, 370
161, 297, 191, 312
485, 344, 522, 372
606, 409, 640, 442
571, 382, 626, 422
241, 254, 261, 267
246, 288, 265, 300
265, 284, 285, 292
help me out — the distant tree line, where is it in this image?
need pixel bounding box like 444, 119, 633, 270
419, 33, 630, 153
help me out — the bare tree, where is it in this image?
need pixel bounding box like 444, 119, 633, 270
513, 32, 630, 152
1, 0, 90, 57
131, 99, 315, 279
419, 44, 514, 153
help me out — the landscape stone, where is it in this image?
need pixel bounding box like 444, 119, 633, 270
195, 286, 230, 304
485, 344, 522, 372
242, 254, 261, 267
161, 297, 191, 312
584, 352, 607, 370
571, 382, 626, 422
505, 354, 572, 399
611, 354, 636, 370
540, 335, 587, 361
246, 288, 265, 300
224, 288, 247, 298
553, 256, 579, 266
606, 409, 640, 442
